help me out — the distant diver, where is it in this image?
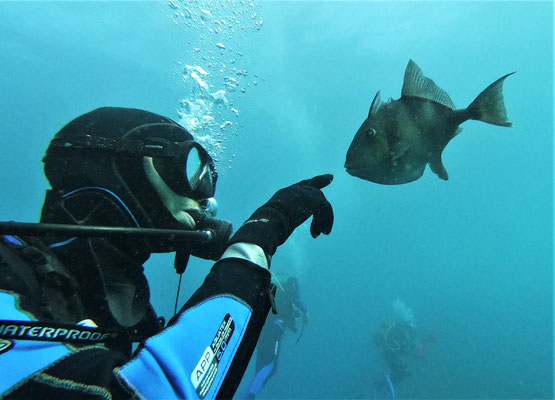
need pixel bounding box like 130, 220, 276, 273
372, 299, 437, 399
245, 275, 309, 399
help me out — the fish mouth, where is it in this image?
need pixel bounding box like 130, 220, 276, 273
344, 164, 366, 179
345, 161, 377, 181
344, 161, 363, 174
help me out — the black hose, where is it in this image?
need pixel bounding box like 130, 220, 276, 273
0, 221, 213, 243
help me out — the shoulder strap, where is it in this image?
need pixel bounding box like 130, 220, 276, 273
0, 236, 42, 301
0, 236, 163, 345
0, 235, 85, 323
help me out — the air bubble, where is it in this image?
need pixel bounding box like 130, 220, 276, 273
172, 0, 263, 165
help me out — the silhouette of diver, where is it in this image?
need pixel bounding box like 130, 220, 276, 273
372, 300, 437, 399
245, 275, 308, 399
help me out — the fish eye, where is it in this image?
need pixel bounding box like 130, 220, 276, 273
367, 128, 377, 137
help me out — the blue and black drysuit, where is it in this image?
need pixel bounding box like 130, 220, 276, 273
0, 170, 335, 399
0, 237, 272, 399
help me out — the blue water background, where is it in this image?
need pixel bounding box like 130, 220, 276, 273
0, 1, 552, 398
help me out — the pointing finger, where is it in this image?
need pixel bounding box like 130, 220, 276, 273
301, 174, 334, 190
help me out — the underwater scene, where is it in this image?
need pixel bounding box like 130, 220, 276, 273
0, 0, 552, 399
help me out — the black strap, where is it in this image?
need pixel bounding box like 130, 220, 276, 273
0, 238, 41, 298
0, 236, 156, 346
268, 283, 277, 315
0, 319, 147, 344
49, 135, 191, 159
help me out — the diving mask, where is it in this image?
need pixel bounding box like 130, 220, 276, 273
48, 122, 218, 201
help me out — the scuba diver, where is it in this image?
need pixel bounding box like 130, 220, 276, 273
0, 107, 334, 399
372, 300, 437, 399
245, 275, 308, 399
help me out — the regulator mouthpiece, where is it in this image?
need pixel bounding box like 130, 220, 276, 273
185, 211, 232, 261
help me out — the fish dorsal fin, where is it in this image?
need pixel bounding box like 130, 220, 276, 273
402, 59, 456, 109
368, 91, 382, 117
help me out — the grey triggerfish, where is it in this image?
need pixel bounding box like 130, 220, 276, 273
345, 60, 515, 184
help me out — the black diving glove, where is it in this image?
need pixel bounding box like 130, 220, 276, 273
228, 174, 334, 256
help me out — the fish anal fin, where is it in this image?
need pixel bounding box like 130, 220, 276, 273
429, 154, 449, 181
402, 59, 456, 109
448, 126, 463, 141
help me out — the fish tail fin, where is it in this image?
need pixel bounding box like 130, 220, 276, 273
466, 72, 515, 127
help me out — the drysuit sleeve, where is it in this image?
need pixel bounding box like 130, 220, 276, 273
0, 248, 271, 399
117, 255, 272, 399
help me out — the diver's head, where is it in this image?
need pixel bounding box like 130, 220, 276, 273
42, 107, 222, 249
40, 107, 230, 329
279, 275, 300, 301
282, 276, 300, 298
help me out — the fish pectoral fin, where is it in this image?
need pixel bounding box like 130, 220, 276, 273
390, 142, 410, 160
429, 155, 449, 180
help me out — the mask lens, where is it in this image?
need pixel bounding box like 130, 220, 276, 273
153, 142, 216, 199
186, 147, 203, 190
184, 145, 217, 198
